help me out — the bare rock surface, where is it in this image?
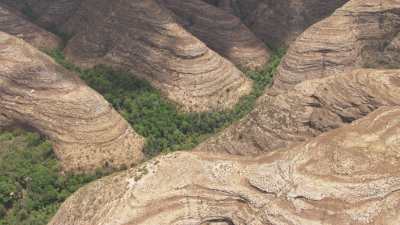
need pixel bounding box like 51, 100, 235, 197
33, 0, 81, 29
0, 113, 12, 129
49, 106, 400, 225
0, 32, 145, 172
0, 0, 81, 29
197, 69, 400, 155
205, 0, 349, 48
160, 0, 270, 70
272, 0, 400, 92
62, 0, 252, 112
0, 3, 60, 49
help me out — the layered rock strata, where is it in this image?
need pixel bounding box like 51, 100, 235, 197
272, 0, 400, 92
50, 106, 400, 225
160, 0, 270, 70
197, 68, 400, 155
0, 3, 60, 49
0, 32, 145, 172
62, 0, 252, 112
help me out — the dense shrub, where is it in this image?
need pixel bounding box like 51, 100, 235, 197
47, 49, 284, 156
0, 48, 283, 225
0, 130, 109, 225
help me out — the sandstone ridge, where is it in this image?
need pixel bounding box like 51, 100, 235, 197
0, 32, 145, 172
50, 106, 400, 225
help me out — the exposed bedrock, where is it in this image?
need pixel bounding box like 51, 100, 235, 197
197, 69, 400, 155
62, 0, 252, 112
34, 0, 81, 29
0, 0, 81, 29
159, 0, 271, 70
0, 3, 60, 49
50, 106, 400, 225
0, 0, 50, 15
0, 32, 145, 172
272, 0, 400, 92
204, 0, 349, 48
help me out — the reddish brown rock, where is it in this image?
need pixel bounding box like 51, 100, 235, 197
272, 0, 400, 92
0, 32, 145, 172
49, 106, 400, 225
197, 69, 400, 155
0, 3, 60, 49
160, 0, 270, 70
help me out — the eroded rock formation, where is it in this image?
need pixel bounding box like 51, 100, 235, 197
33, 0, 81, 29
160, 0, 270, 70
49, 106, 400, 225
272, 0, 400, 92
205, 0, 349, 48
0, 113, 12, 129
197, 68, 400, 155
0, 0, 80, 29
0, 3, 60, 49
62, 0, 252, 112
0, 32, 145, 172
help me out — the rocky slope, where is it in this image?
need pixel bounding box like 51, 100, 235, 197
272, 0, 400, 92
160, 0, 270, 70
0, 32, 145, 172
61, 0, 252, 112
205, 0, 349, 47
196, 68, 400, 155
49, 106, 400, 225
0, 3, 60, 49
0, 0, 80, 29
33, 0, 81, 29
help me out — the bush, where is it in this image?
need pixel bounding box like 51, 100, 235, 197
47, 49, 284, 156
0, 130, 109, 225
0, 48, 284, 225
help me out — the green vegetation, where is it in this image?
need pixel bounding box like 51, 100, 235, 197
47, 49, 284, 156
0, 130, 109, 225
0, 49, 282, 225
20, 4, 37, 21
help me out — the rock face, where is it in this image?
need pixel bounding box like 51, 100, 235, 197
197, 69, 400, 155
0, 113, 12, 129
62, 0, 252, 112
272, 0, 400, 92
0, 32, 145, 172
160, 0, 270, 70
49, 106, 400, 225
0, 0, 80, 29
33, 0, 81, 29
0, 0, 52, 14
205, 0, 349, 48
0, 3, 60, 49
